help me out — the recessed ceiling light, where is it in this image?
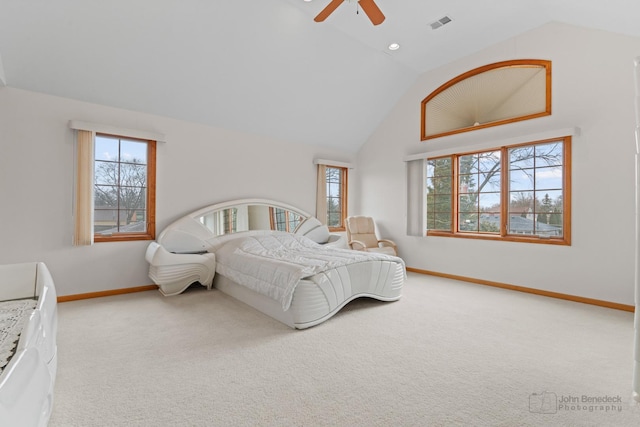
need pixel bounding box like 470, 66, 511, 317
304, 0, 312, 2
388, 43, 400, 51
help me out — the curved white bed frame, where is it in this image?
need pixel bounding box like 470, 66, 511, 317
147, 199, 405, 328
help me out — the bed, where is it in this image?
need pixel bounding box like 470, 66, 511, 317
0, 262, 57, 427
146, 199, 405, 329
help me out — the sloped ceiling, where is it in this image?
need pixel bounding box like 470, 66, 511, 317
0, 0, 639, 152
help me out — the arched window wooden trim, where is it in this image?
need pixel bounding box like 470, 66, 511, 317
421, 59, 552, 140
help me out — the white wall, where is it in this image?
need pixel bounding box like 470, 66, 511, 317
0, 88, 351, 296
354, 22, 640, 305
0, 53, 5, 87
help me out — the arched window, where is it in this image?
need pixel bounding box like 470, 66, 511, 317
421, 59, 551, 140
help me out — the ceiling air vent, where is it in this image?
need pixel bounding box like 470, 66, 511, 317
430, 16, 452, 30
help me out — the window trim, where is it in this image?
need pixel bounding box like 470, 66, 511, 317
421, 59, 552, 140
93, 134, 157, 243
426, 136, 571, 245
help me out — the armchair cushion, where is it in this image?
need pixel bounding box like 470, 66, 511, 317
346, 216, 398, 256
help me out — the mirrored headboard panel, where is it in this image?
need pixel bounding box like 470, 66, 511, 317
198, 203, 307, 236
156, 199, 327, 253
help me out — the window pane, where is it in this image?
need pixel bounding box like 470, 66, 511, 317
94, 160, 118, 185
458, 175, 475, 193
431, 176, 452, 192
458, 194, 478, 213
547, 213, 563, 229
326, 167, 341, 182
508, 140, 566, 238
536, 218, 562, 236
428, 176, 447, 191
459, 212, 478, 232
535, 190, 562, 213
509, 146, 535, 169
508, 214, 535, 235
120, 209, 147, 232
455, 150, 501, 236
479, 152, 501, 191
479, 192, 500, 210
95, 135, 119, 161
459, 154, 478, 174
509, 168, 534, 191
479, 213, 500, 232
535, 143, 563, 167
535, 166, 563, 190
478, 152, 500, 172
119, 187, 146, 212
94, 209, 118, 234
509, 191, 535, 216
327, 211, 341, 227
328, 182, 341, 197
433, 212, 451, 230
94, 185, 118, 209
429, 157, 452, 176
426, 214, 435, 230
480, 170, 501, 191
427, 157, 453, 232
120, 140, 147, 164
426, 177, 436, 192
433, 194, 451, 211
119, 163, 147, 188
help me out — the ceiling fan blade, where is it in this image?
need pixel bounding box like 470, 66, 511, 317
358, 0, 385, 25
314, 0, 344, 22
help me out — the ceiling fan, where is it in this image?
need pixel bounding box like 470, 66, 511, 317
314, 0, 385, 26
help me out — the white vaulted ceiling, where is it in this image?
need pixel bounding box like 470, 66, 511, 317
0, 0, 639, 152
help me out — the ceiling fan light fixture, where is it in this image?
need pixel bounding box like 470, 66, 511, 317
314, 0, 385, 25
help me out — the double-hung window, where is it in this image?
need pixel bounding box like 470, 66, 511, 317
426, 136, 571, 244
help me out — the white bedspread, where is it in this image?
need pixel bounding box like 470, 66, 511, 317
0, 299, 37, 374
214, 232, 404, 311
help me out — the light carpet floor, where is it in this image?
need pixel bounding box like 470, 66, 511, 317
49, 272, 640, 426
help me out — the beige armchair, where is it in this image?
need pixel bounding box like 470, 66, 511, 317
345, 216, 398, 256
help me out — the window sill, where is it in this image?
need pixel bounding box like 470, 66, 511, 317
426, 230, 570, 246
94, 233, 155, 243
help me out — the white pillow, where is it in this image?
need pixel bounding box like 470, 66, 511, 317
304, 225, 330, 244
